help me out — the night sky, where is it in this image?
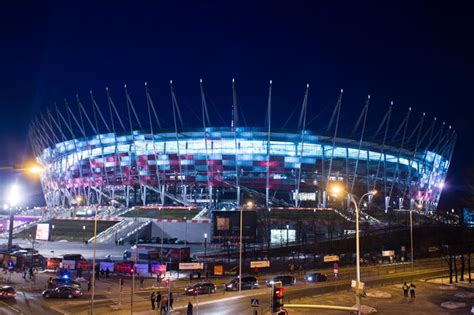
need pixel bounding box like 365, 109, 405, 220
1, 1, 473, 208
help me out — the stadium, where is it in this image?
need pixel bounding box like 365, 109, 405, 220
28, 81, 456, 241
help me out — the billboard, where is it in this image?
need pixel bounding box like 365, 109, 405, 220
270, 229, 296, 245
212, 211, 257, 241
463, 208, 474, 227
36, 223, 50, 241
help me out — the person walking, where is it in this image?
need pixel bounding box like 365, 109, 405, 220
409, 282, 416, 298
402, 282, 409, 298
47, 277, 53, 289
105, 267, 110, 278
160, 296, 168, 315
87, 279, 91, 292
187, 301, 193, 315
156, 291, 162, 311
168, 291, 174, 310
150, 291, 156, 310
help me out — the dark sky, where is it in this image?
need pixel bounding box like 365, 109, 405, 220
1, 1, 473, 208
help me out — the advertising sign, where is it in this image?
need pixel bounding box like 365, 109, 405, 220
213, 265, 223, 275
179, 262, 204, 270
382, 250, 395, 257
134, 263, 149, 275
250, 260, 270, 268
100, 262, 115, 272
35, 223, 50, 241
115, 262, 133, 273
463, 208, 474, 227
324, 255, 340, 262
62, 260, 76, 270
47, 258, 62, 270
270, 229, 296, 245
150, 263, 167, 275
212, 211, 257, 241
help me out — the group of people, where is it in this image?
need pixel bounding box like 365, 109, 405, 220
402, 282, 416, 298
150, 291, 174, 314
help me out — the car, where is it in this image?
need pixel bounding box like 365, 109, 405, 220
184, 282, 216, 295
224, 276, 259, 291
43, 286, 83, 299
266, 275, 296, 287
304, 272, 327, 282
0, 286, 16, 299
52, 277, 81, 288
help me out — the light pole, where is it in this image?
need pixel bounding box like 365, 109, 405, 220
6, 184, 21, 252
239, 200, 253, 293
82, 225, 86, 243
51, 224, 55, 242
204, 233, 208, 258
330, 184, 376, 315
286, 224, 289, 247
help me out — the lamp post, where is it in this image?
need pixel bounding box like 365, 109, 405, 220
51, 224, 55, 242
204, 233, 208, 258
6, 184, 21, 252
330, 184, 376, 315
239, 201, 253, 293
82, 225, 86, 243
286, 224, 289, 247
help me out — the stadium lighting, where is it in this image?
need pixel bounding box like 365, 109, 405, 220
6, 184, 21, 207
26, 164, 44, 175
329, 183, 343, 197
246, 200, 254, 209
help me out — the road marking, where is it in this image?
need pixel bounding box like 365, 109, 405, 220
0, 300, 24, 314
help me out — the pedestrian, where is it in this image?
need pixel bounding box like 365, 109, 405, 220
100, 268, 105, 277
187, 301, 193, 315
87, 279, 91, 292
95, 268, 100, 280
402, 282, 410, 298
169, 291, 174, 310
22, 268, 27, 280
160, 296, 168, 314
156, 291, 162, 309
402, 282, 409, 298
105, 267, 110, 278
28, 267, 33, 279
140, 276, 144, 288
119, 278, 124, 292
409, 282, 416, 298
48, 277, 53, 289
150, 291, 156, 310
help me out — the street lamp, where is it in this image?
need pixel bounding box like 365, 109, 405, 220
204, 233, 208, 257
51, 224, 55, 242
330, 183, 376, 315
82, 225, 86, 243
6, 184, 21, 251
286, 224, 290, 247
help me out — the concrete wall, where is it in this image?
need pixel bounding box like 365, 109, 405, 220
151, 220, 211, 243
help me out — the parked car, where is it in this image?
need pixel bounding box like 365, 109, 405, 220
304, 272, 327, 282
52, 277, 81, 288
0, 286, 16, 299
224, 276, 259, 291
184, 282, 216, 295
43, 286, 83, 299
266, 275, 296, 287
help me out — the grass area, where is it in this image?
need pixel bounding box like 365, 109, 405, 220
15, 219, 119, 242
122, 207, 200, 220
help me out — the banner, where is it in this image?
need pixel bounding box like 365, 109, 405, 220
324, 255, 339, 262
179, 262, 204, 270
250, 260, 270, 268
213, 265, 223, 275
62, 260, 76, 270
151, 263, 167, 275
134, 263, 149, 275
36, 223, 50, 241
382, 250, 395, 257
99, 262, 115, 272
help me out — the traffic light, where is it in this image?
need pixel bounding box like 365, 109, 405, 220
272, 282, 285, 313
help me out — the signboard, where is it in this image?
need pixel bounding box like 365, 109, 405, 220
100, 262, 115, 272
250, 298, 260, 307
212, 211, 257, 241
134, 263, 149, 275
463, 208, 474, 227
250, 260, 270, 268
151, 263, 167, 275
115, 262, 133, 273
47, 258, 62, 270
62, 260, 76, 270
270, 229, 296, 245
179, 262, 204, 270
382, 250, 395, 257
324, 255, 339, 262
213, 265, 223, 275
36, 223, 50, 241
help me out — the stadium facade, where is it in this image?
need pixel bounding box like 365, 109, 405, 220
29, 82, 456, 214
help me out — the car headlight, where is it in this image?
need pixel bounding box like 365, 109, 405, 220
227, 284, 233, 288
307, 276, 313, 281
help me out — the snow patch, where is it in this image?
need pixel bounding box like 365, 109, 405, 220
366, 291, 392, 299
440, 301, 466, 309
